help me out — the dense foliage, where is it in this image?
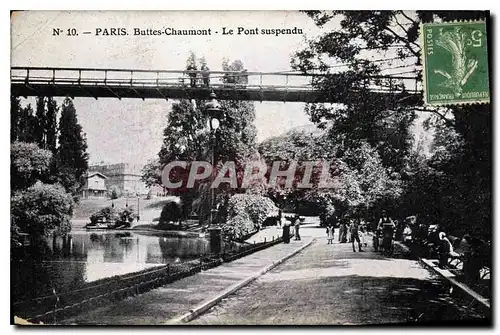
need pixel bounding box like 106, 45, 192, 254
11, 182, 74, 238
158, 200, 183, 227
259, 126, 402, 221
221, 194, 278, 240
89, 206, 137, 227
11, 142, 53, 192
116, 207, 137, 227
11, 96, 88, 245
89, 206, 118, 225
290, 10, 490, 240
11, 96, 89, 197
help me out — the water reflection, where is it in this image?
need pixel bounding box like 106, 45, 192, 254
12, 231, 210, 301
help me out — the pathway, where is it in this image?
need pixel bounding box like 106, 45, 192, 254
190, 228, 488, 325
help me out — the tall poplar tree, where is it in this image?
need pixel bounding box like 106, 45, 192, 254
34, 96, 46, 148
10, 96, 21, 142
46, 97, 59, 153
57, 97, 89, 196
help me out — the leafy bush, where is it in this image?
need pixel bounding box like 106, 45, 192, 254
11, 142, 53, 191
11, 182, 74, 236
116, 207, 137, 227
158, 200, 182, 228
89, 206, 117, 225
109, 186, 121, 200
222, 194, 278, 240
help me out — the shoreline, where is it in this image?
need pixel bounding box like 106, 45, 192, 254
72, 225, 204, 238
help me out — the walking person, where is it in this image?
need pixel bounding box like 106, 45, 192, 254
339, 220, 348, 243
377, 210, 395, 253
349, 219, 363, 252
359, 222, 368, 247
326, 222, 335, 244
294, 214, 301, 241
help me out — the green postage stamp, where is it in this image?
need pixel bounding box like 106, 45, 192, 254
421, 20, 490, 106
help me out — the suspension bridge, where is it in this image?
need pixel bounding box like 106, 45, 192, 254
11, 66, 420, 103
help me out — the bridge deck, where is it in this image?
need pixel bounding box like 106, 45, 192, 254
12, 82, 321, 103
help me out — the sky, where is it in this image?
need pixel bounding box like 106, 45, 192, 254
11, 10, 431, 165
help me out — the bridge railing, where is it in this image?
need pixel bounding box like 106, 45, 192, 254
11, 67, 317, 92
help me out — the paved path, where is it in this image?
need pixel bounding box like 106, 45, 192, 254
190, 228, 487, 325
60, 237, 312, 325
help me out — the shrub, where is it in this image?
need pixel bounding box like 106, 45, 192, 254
116, 207, 137, 227
89, 206, 117, 225
11, 142, 53, 191
158, 200, 182, 228
11, 182, 74, 236
109, 186, 120, 200
222, 194, 278, 240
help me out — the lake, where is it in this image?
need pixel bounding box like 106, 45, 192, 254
11, 230, 210, 302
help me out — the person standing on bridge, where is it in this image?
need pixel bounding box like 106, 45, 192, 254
200, 59, 210, 87
186, 63, 197, 88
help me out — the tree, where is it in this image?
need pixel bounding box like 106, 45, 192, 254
141, 159, 163, 188
56, 97, 89, 196
34, 97, 46, 148
11, 141, 53, 192
222, 58, 248, 85
17, 104, 37, 143
11, 182, 74, 238
45, 97, 58, 153
259, 126, 401, 219
11, 96, 21, 142
109, 185, 121, 199
159, 200, 182, 228
292, 10, 491, 239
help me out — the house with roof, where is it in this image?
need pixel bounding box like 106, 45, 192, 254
87, 163, 149, 196
82, 172, 108, 198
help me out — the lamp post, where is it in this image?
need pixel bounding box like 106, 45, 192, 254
137, 193, 140, 222
205, 91, 223, 255
205, 91, 223, 226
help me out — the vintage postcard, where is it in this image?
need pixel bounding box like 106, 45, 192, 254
10, 10, 491, 326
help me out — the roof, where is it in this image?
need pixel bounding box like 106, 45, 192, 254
86, 172, 108, 179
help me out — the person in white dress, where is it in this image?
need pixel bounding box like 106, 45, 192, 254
326, 222, 335, 244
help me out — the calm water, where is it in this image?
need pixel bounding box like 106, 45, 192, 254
12, 230, 210, 301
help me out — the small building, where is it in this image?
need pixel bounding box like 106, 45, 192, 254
82, 172, 108, 198
88, 163, 149, 197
